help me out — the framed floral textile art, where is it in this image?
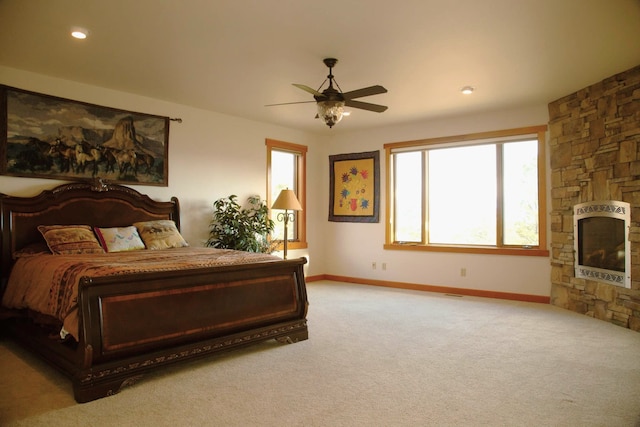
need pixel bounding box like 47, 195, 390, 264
329, 150, 380, 223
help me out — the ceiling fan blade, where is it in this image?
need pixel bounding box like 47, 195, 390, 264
292, 83, 324, 97
345, 99, 388, 113
342, 85, 387, 100
265, 100, 317, 107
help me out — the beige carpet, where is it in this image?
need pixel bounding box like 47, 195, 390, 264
1, 281, 640, 426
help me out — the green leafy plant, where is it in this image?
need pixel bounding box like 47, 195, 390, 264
206, 195, 276, 253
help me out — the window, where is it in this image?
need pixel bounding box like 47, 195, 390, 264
266, 139, 307, 250
385, 126, 548, 256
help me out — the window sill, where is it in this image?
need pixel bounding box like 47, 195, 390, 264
275, 241, 308, 250
384, 243, 549, 257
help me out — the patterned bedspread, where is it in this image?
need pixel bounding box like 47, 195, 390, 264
2, 247, 281, 340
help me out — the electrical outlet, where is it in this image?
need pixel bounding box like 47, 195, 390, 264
372, 262, 377, 270
382, 263, 387, 271
460, 268, 467, 277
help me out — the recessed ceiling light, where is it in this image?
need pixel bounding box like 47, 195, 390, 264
71, 28, 89, 39
461, 86, 474, 95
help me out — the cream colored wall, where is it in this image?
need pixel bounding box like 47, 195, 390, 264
1, 66, 553, 297
0, 66, 327, 277
322, 106, 553, 297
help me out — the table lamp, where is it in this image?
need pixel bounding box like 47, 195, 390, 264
271, 189, 302, 259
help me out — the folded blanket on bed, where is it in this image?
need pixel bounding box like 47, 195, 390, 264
2, 247, 281, 341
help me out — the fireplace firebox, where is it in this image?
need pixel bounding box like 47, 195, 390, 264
574, 200, 630, 288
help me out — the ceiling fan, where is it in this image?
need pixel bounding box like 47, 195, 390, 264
267, 58, 388, 128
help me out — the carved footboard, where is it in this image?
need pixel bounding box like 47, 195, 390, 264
73, 258, 308, 402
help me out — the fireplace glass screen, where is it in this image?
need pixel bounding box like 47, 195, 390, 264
573, 200, 630, 288
577, 217, 625, 272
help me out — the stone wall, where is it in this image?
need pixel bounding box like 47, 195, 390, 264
549, 64, 640, 332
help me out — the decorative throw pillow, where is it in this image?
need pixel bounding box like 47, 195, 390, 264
94, 226, 146, 252
37, 225, 105, 255
133, 220, 189, 250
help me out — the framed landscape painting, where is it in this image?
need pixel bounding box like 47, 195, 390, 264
329, 150, 380, 223
0, 85, 169, 186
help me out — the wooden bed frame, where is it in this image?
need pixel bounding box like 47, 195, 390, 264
0, 180, 308, 403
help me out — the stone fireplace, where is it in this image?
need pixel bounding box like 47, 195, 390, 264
549, 64, 640, 331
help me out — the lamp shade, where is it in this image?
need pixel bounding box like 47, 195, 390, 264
271, 189, 302, 211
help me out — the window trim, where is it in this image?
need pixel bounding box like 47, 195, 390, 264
384, 126, 549, 257
266, 138, 308, 250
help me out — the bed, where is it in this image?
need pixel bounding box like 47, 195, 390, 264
0, 180, 308, 403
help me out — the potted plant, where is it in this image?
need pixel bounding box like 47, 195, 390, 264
206, 194, 276, 253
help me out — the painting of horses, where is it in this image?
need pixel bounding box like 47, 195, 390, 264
0, 85, 169, 186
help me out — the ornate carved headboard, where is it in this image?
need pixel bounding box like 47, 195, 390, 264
0, 180, 180, 291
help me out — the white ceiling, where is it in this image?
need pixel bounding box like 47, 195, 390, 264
1, 0, 639, 134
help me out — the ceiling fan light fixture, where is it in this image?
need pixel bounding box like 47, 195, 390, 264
317, 100, 345, 128
269, 58, 387, 128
